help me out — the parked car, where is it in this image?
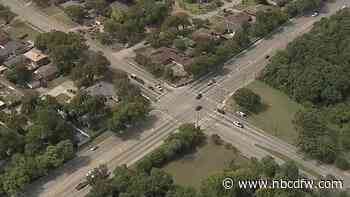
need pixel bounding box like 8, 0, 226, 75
341, 4, 348, 9
75, 181, 88, 191
207, 79, 216, 86
195, 105, 202, 111
90, 146, 98, 151
196, 93, 202, 99
236, 111, 247, 118
233, 121, 244, 128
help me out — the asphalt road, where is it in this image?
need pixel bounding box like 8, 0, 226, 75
2, 0, 350, 196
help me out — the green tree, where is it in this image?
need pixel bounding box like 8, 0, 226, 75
86, 0, 111, 16
0, 127, 24, 159
0, 4, 16, 24
64, 5, 87, 23
5, 64, 32, 85
233, 88, 262, 113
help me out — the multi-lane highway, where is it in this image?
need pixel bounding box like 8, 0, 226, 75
2, 0, 350, 196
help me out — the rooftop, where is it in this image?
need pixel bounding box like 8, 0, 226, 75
85, 81, 117, 98
0, 41, 25, 59
23, 48, 48, 62
150, 47, 193, 67
34, 64, 58, 79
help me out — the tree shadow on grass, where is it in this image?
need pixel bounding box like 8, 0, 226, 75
254, 102, 270, 114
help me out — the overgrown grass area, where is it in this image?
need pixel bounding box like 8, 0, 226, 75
42, 5, 77, 28
234, 0, 258, 9
162, 139, 247, 188
178, 0, 222, 14
6, 20, 40, 41
228, 81, 303, 144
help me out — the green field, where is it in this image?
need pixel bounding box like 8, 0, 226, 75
7, 20, 40, 41
178, 0, 221, 14
42, 6, 77, 28
162, 139, 247, 188
229, 81, 303, 144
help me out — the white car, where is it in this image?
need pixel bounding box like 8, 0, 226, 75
90, 146, 98, 151
233, 121, 244, 128
236, 111, 247, 118
311, 12, 319, 17
342, 5, 348, 10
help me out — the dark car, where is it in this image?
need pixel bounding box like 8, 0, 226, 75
75, 181, 88, 191
265, 55, 270, 59
217, 108, 225, 114
195, 105, 202, 111
196, 93, 202, 99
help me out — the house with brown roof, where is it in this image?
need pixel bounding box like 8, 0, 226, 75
136, 47, 192, 77
23, 48, 49, 70
212, 11, 252, 37
150, 47, 193, 68
191, 28, 218, 41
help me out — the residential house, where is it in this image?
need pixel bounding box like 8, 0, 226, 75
0, 41, 26, 61
33, 64, 58, 82
84, 81, 119, 107
191, 28, 219, 41
23, 48, 49, 70
3, 55, 25, 68
213, 11, 252, 36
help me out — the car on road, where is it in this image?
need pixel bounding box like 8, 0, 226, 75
233, 121, 244, 128
341, 4, 348, 9
75, 181, 88, 191
265, 55, 270, 59
311, 11, 319, 17
196, 93, 202, 99
217, 108, 225, 114
207, 79, 216, 86
195, 105, 202, 111
236, 111, 247, 118
155, 83, 163, 91
90, 146, 98, 151
130, 74, 137, 79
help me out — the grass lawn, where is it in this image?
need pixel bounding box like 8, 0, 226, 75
51, 12, 77, 28
178, 0, 221, 14
42, 5, 77, 28
7, 20, 40, 41
228, 81, 303, 144
234, 0, 257, 10
162, 139, 247, 189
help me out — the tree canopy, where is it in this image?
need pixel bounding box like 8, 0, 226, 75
262, 9, 350, 166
